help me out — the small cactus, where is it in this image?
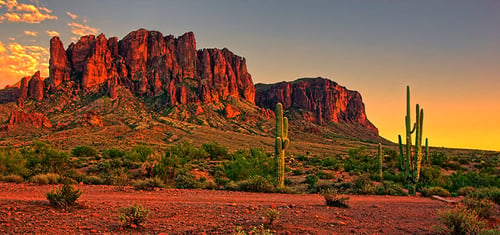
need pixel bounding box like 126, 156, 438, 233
275, 103, 289, 188
378, 143, 383, 181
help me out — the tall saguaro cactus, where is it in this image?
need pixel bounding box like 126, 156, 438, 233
398, 86, 427, 195
275, 103, 289, 188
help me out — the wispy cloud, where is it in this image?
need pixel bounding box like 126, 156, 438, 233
46, 30, 59, 37
0, 40, 49, 87
66, 11, 77, 20
24, 30, 37, 36
67, 22, 98, 37
0, 0, 57, 23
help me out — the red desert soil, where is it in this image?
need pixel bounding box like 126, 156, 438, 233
0, 182, 449, 234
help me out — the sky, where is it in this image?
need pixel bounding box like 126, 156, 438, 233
0, 0, 499, 151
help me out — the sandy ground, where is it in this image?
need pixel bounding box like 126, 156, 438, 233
0, 182, 450, 234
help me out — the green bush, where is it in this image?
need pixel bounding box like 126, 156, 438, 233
24, 143, 72, 176
224, 148, 275, 182
438, 206, 486, 235
322, 189, 349, 208
71, 146, 97, 158
351, 175, 375, 194
130, 145, 154, 162
133, 178, 165, 191
467, 187, 500, 205
457, 186, 476, 196
0, 148, 28, 177
237, 175, 275, 193
343, 147, 378, 174
46, 184, 82, 208
202, 142, 229, 160
460, 197, 496, 219
375, 181, 408, 196
421, 186, 451, 197
174, 169, 200, 189
82, 175, 106, 185
1, 174, 24, 183
118, 204, 150, 228
305, 174, 319, 188
31, 173, 60, 185
102, 148, 126, 159
264, 208, 280, 226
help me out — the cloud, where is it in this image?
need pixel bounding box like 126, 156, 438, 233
0, 0, 57, 23
46, 30, 59, 37
0, 40, 49, 88
24, 30, 37, 36
67, 22, 98, 37
66, 11, 77, 20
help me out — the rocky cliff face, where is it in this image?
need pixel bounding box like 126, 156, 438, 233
47, 29, 255, 105
255, 77, 378, 134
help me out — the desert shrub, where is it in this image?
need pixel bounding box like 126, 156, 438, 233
292, 169, 304, 176
153, 151, 186, 182
343, 147, 377, 174
118, 204, 150, 228
235, 225, 272, 235
167, 141, 209, 161
0, 148, 28, 177
467, 187, 500, 205
375, 181, 408, 196
321, 156, 342, 170
316, 170, 336, 180
174, 169, 200, 189
71, 146, 97, 158
113, 169, 130, 190
382, 171, 405, 184
133, 177, 165, 191
305, 174, 319, 189
418, 166, 449, 188
457, 186, 476, 196
24, 143, 72, 176
264, 208, 280, 226
82, 175, 106, 185
46, 184, 82, 208
438, 206, 486, 235
351, 174, 375, 194
0, 174, 24, 183
460, 197, 496, 219
448, 171, 494, 193
202, 142, 229, 160
237, 175, 275, 193
129, 145, 154, 162
421, 186, 451, 197
431, 152, 449, 167
224, 148, 275, 182
31, 173, 60, 185
102, 148, 126, 159
322, 189, 349, 208
312, 180, 335, 193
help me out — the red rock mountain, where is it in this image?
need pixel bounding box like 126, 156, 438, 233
255, 78, 378, 135
0, 29, 378, 137
48, 29, 255, 105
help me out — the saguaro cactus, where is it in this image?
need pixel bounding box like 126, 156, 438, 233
275, 103, 289, 188
398, 86, 427, 196
378, 143, 383, 181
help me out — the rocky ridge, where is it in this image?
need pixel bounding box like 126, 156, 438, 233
255, 78, 378, 135
0, 29, 378, 140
